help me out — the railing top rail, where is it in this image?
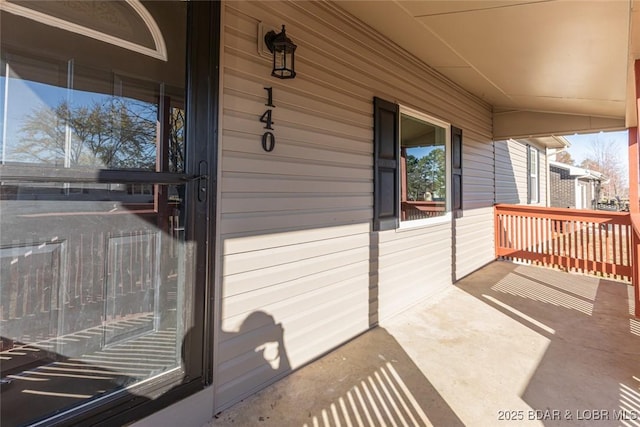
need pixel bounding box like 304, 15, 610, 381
495, 203, 631, 224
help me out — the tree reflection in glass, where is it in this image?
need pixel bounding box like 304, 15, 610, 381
16, 98, 157, 169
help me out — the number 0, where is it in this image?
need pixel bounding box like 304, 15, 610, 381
262, 132, 275, 152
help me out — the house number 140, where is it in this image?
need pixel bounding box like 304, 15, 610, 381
261, 87, 276, 152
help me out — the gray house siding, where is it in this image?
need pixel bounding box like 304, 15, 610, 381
495, 139, 547, 206
214, 0, 494, 411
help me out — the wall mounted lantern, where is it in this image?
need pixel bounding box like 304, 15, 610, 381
264, 25, 297, 79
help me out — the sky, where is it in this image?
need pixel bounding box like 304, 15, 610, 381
563, 129, 629, 179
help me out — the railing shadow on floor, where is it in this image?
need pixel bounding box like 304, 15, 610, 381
211, 327, 464, 427
456, 261, 640, 423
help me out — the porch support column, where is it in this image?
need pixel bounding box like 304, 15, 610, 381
633, 217, 640, 317
633, 59, 640, 212
633, 60, 640, 317
629, 127, 639, 213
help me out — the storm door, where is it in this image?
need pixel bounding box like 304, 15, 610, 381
0, 1, 216, 425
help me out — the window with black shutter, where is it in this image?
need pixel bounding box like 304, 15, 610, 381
373, 98, 462, 229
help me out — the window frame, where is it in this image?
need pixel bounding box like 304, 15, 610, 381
373, 97, 462, 232
528, 145, 540, 204
398, 105, 452, 229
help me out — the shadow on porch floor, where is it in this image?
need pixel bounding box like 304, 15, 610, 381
206, 261, 640, 426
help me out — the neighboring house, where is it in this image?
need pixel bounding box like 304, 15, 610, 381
494, 137, 570, 207
548, 161, 605, 209
0, 1, 638, 426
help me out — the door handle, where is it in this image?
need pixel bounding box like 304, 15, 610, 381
198, 160, 208, 202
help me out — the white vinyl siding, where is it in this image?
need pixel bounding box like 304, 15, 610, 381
495, 139, 527, 204
495, 139, 547, 206
454, 131, 496, 280
216, 0, 493, 412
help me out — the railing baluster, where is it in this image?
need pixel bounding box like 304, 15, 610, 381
523, 215, 528, 258
558, 219, 563, 260
611, 223, 616, 275
578, 220, 583, 273
511, 214, 515, 256
571, 220, 577, 272
524, 215, 527, 257
583, 221, 588, 273
544, 217, 549, 263
502, 213, 507, 252
531, 216, 536, 258
511, 214, 516, 255
628, 224, 632, 274
606, 222, 610, 269
562, 220, 567, 270
500, 213, 505, 254
500, 213, 505, 251
599, 222, 604, 267
551, 219, 556, 265
24, 252, 32, 320
591, 222, 596, 273
584, 221, 589, 273
587, 221, 591, 270
540, 217, 545, 263
516, 214, 520, 252
518, 214, 524, 262
618, 223, 623, 274
576, 220, 581, 272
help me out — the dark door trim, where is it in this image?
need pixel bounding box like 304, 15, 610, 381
185, 0, 220, 388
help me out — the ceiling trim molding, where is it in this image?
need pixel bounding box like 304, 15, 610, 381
494, 110, 626, 140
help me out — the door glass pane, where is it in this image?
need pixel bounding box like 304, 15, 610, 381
0, 1, 193, 425
1, 182, 190, 425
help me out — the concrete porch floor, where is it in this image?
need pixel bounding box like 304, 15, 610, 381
206, 261, 640, 426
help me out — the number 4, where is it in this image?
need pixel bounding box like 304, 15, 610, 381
260, 110, 274, 130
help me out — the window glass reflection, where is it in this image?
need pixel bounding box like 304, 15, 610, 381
1, 57, 185, 172
400, 113, 447, 221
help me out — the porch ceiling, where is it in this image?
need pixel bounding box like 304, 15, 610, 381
338, 1, 639, 138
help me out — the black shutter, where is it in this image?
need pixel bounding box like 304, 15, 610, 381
451, 126, 463, 214
373, 97, 399, 231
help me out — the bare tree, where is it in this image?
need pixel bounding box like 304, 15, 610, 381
579, 137, 627, 198
168, 107, 185, 173
15, 98, 157, 170
554, 150, 575, 165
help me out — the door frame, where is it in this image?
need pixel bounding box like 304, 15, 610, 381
1, 2, 221, 426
